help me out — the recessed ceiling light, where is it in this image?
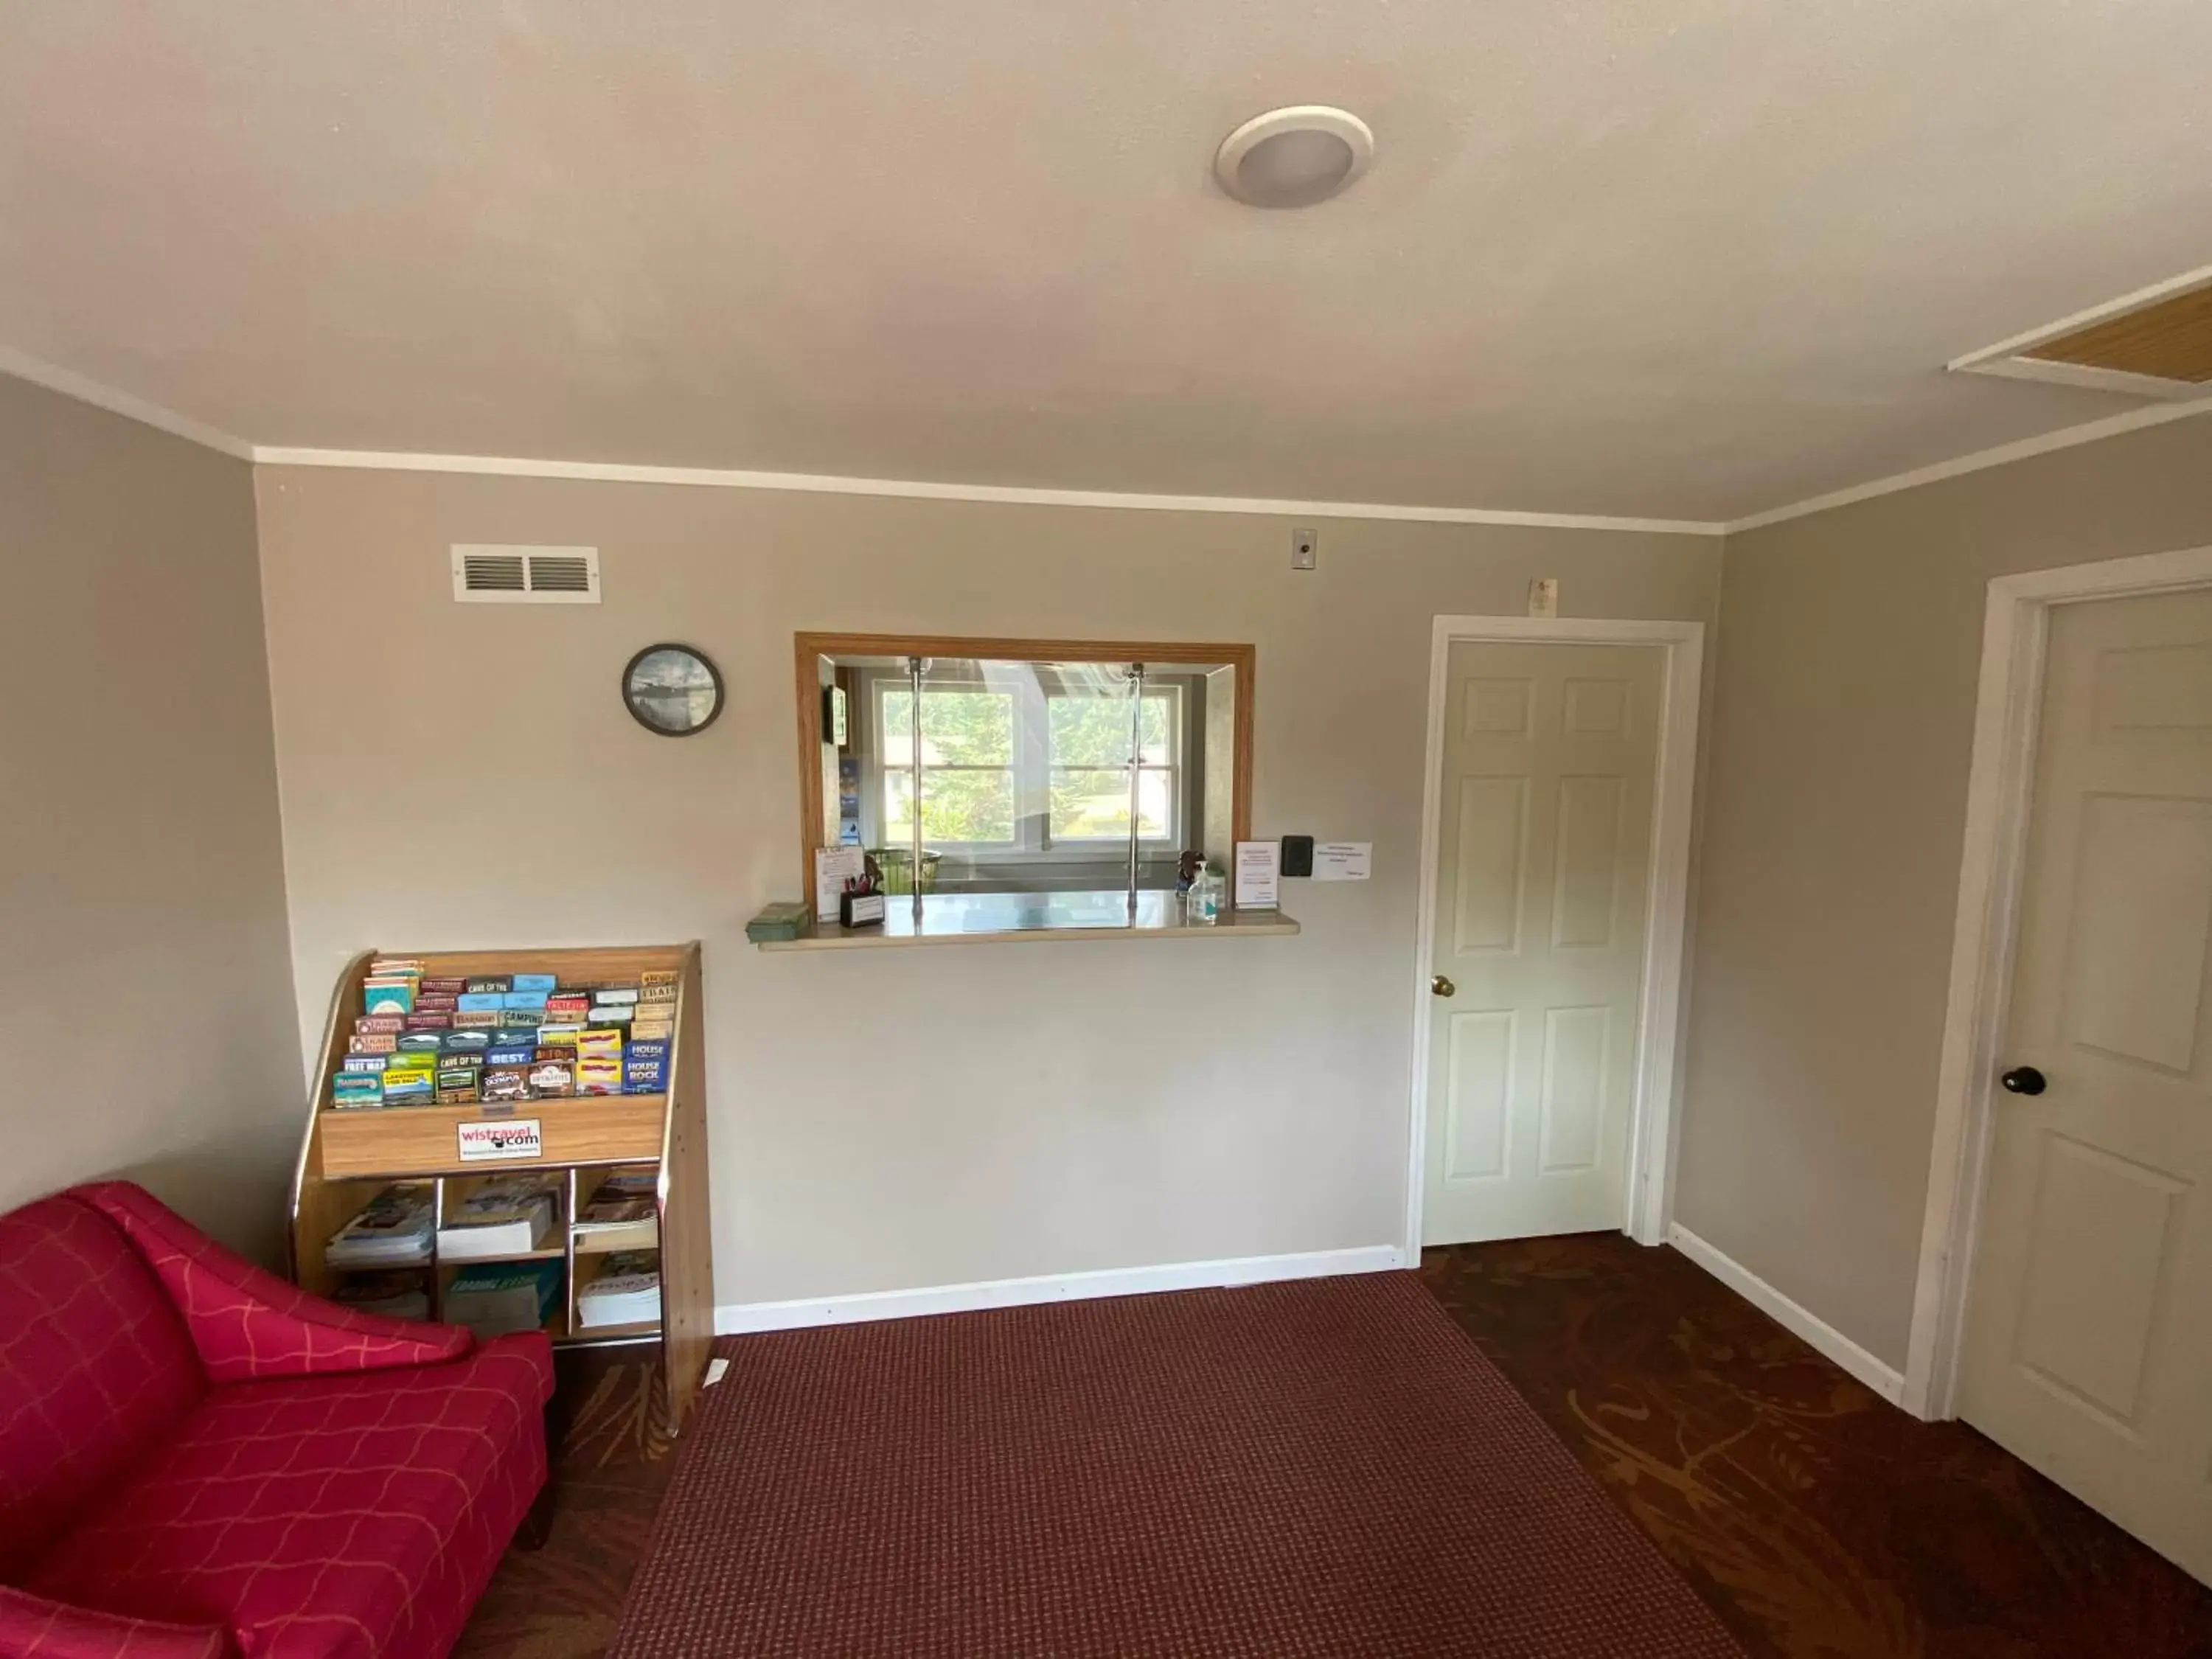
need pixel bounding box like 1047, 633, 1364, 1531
1213, 105, 1374, 209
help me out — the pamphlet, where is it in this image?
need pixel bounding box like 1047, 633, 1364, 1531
325, 1186, 434, 1269
815, 846, 865, 922
1233, 841, 1280, 909
437, 1177, 558, 1260
577, 1250, 662, 1329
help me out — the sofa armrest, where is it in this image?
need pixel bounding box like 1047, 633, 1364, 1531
71, 1183, 470, 1383
0, 1586, 234, 1659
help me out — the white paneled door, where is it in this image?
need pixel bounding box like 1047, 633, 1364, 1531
1422, 641, 1661, 1245
1961, 590, 2212, 1586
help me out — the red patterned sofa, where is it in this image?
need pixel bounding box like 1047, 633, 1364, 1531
0, 1182, 554, 1659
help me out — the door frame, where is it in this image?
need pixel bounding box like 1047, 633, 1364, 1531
1907, 542, 2212, 1420
1401, 615, 1706, 1262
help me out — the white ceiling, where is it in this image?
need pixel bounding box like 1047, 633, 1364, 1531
1, 1, 2208, 524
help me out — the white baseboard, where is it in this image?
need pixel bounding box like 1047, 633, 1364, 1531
1666, 1223, 1906, 1406
714, 1245, 1405, 1335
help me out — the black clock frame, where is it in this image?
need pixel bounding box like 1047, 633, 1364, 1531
621, 642, 725, 737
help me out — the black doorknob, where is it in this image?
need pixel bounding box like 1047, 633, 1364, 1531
2000, 1066, 2047, 1096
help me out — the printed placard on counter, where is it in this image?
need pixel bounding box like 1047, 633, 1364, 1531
456, 1118, 544, 1162
1233, 841, 1281, 909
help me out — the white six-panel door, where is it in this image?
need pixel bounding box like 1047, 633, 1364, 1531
1961, 588, 2212, 1586
1422, 641, 1661, 1245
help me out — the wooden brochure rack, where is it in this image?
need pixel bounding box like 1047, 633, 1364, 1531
286, 942, 713, 1429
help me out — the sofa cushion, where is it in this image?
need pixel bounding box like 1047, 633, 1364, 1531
27, 1335, 553, 1659
0, 1197, 205, 1576
0, 1585, 235, 1659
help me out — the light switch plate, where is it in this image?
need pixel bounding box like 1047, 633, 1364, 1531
1291, 528, 1318, 571
1528, 577, 1559, 618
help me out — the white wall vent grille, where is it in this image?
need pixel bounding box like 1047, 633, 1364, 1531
451, 544, 601, 604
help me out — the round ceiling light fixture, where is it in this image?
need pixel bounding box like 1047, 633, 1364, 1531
1213, 105, 1374, 209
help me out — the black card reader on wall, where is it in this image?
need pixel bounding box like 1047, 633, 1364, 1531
1280, 835, 1315, 878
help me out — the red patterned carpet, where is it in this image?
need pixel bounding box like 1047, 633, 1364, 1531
451, 1237, 2212, 1659
603, 1271, 1742, 1658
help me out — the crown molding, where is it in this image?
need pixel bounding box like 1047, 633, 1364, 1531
1723, 394, 2212, 536
0, 348, 253, 459
3, 349, 1720, 531
10, 344, 2209, 542
248, 445, 1725, 536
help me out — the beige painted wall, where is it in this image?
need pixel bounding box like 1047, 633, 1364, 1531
1680, 413, 2212, 1369
252, 467, 1720, 1310
21, 359, 2199, 1351
0, 374, 297, 1256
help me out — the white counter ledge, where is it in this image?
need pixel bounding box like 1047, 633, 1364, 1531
754, 888, 1301, 951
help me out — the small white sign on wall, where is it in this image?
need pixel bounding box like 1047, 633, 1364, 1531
1311, 842, 1373, 881
457, 1118, 543, 1162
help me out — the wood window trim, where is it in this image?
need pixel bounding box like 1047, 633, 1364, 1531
793, 633, 1255, 914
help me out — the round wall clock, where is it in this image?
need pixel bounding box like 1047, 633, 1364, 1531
622, 643, 724, 737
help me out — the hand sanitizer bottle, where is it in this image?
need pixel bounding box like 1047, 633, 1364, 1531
1189, 858, 1222, 923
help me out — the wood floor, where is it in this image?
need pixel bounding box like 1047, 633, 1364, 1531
456, 1341, 678, 1659
1421, 1234, 2212, 1659
452, 1238, 2212, 1659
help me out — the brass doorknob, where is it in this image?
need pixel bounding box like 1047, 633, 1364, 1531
1431, 975, 1456, 998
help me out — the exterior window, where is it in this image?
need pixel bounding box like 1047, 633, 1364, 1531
880, 687, 1016, 846
873, 679, 1184, 858
1047, 692, 1175, 842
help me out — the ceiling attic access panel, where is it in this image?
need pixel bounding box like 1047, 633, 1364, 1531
1950, 268, 2212, 400
2024, 285, 2212, 385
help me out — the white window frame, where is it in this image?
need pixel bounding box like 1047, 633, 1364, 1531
872, 676, 1186, 859
876, 679, 1021, 852
1043, 684, 1181, 850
